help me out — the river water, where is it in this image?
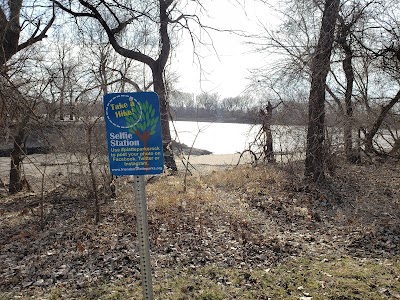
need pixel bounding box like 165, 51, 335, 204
170, 121, 307, 155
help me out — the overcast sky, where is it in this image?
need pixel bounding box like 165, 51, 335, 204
171, 0, 280, 99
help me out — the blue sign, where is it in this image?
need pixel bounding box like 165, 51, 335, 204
103, 92, 164, 175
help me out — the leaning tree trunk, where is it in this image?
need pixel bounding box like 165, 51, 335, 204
152, 65, 178, 172
305, 0, 340, 183
364, 90, 400, 154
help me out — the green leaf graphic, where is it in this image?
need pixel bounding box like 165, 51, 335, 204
125, 100, 159, 139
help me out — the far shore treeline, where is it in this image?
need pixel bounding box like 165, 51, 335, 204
168, 90, 400, 128
168, 90, 309, 125
23, 88, 400, 128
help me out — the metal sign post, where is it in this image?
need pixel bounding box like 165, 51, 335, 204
133, 175, 153, 300
103, 92, 164, 300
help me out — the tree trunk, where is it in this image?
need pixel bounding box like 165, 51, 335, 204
152, 65, 177, 172
9, 116, 29, 194
1, 1, 54, 194
1, 2, 25, 193
9, 138, 24, 194
342, 44, 355, 161
262, 101, 275, 163
389, 137, 400, 157
364, 90, 400, 154
0, 0, 23, 67
69, 90, 74, 120
86, 124, 100, 224
59, 79, 65, 121
337, 12, 359, 162
69, 103, 74, 120
304, 0, 340, 183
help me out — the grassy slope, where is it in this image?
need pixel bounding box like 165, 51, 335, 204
1, 160, 399, 299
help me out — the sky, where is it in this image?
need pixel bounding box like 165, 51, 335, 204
171, 0, 280, 99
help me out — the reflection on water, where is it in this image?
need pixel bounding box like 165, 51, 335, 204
170, 121, 307, 155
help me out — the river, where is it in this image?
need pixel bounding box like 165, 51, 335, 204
170, 121, 307, 155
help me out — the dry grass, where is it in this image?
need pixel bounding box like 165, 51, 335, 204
1, 159, 399, 299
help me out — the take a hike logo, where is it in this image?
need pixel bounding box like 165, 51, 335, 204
104, 94, 141, 129
125, 99, 159, 148
125, 99, 159, 169
103, 92, 164, 176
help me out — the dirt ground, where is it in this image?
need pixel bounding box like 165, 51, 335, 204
0, 154, 399, 298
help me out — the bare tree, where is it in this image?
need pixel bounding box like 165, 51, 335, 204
253, 0, 400, 169
196, 91, 220, 113
0, 1, 55, 69
359, 1, 400, 157
44, 39, 82, 121
254, 0, 339, 178
0, 0, 55, 194
363, 90, 400, 155
336, 7, 357, 161
304, 0, 340, 183
53, 0, 212, 172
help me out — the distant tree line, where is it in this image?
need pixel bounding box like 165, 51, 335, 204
169, 90, 309, 125
169, 90, 399, 129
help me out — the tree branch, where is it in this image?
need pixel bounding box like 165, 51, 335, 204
17, 5, 56, 52
52, 0, 94, 17
75, 0, 155, 66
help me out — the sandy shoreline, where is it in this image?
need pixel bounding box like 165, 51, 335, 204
173, 152, 257, 174
180, 153, 243, 166
0, 153, 251, 184
0, 150, 303, 183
